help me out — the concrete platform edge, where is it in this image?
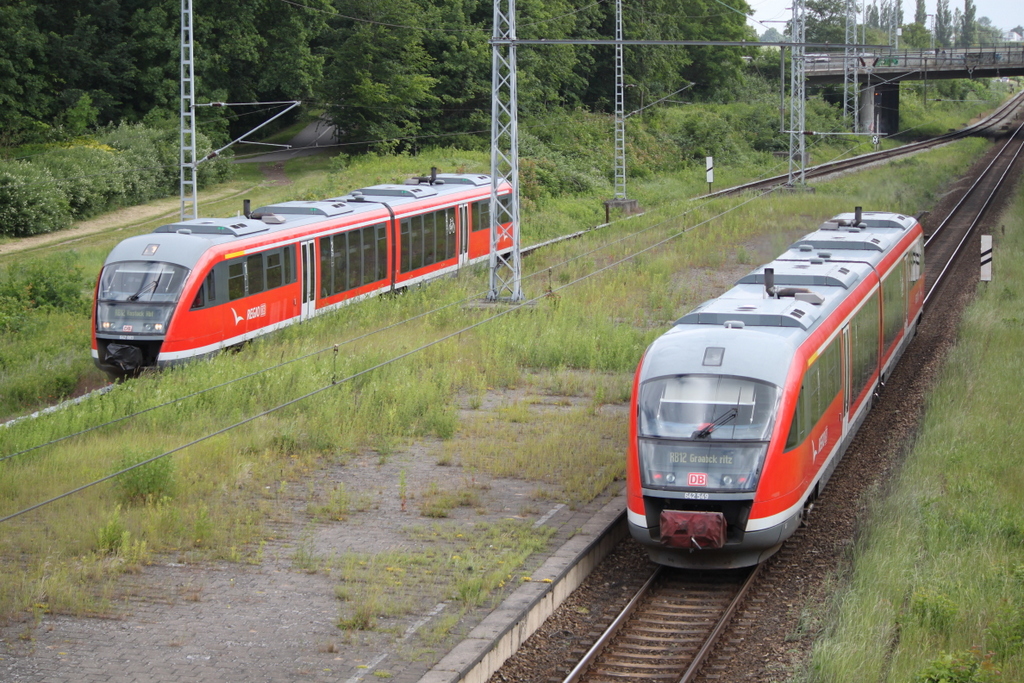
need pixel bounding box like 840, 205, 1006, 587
417, 492, 627, 683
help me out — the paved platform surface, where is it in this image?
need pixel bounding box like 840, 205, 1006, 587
0, 435, 626, 683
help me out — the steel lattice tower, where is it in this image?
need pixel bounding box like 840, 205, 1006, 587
844, 0, 860, 130
180, 0, 197, 220
788, 0, 807, 185
488, 0, 523, 302
613, 0, 627, 200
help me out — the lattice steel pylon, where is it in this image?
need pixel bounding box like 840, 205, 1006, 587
488, 0, 523, 302
613, 0, 627, 200
787, 0, 807, 185
180, 0, 197, 220
844, 0, 860, 130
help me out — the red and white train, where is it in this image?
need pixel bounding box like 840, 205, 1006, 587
92, 171, 511, 378
626, 209, 925, 568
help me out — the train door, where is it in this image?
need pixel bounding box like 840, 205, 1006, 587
458, 204, 469, 267
841, 326, 852, 421
300, 240, 316, 321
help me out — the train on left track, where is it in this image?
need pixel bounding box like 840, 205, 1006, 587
626, 209, 925, 569
92, 171, 512, 379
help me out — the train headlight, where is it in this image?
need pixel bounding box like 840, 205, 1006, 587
154, 323, 164, 332
665, 473, 676, 484
101, 321, 114, 329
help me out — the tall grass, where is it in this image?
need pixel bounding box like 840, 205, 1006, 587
0, 135, 995, 620
807, 182, 1024, 682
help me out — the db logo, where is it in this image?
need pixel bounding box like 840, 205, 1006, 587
688, 473, 708, 487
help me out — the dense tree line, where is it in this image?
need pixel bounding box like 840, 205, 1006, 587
0, 0, 755, 151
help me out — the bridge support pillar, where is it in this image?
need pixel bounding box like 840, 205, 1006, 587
859, 80, 900, 136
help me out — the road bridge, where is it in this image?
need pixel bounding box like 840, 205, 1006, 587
802, 46, 1024, 135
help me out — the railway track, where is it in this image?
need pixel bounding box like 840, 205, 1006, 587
561, 566, 759, 683
706, 89, 1024, 199
490, 93, 1024, 683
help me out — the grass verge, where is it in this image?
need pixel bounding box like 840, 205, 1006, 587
806, 180, 1024, 682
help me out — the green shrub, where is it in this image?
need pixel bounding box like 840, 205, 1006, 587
914, 648, 1002, 683
113, 452, 176, 505
0, 252, 89, 314
0, 161, 72, 236
34, 145, 128, 218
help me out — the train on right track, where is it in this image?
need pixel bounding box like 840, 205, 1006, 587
626, 208, 925, 568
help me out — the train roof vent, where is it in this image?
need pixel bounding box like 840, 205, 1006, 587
434, 173, 491, 187
676, 298, 821, 330
354, 184, 439, 198
154, 220, 269, 237
827, 212, 908, 229
738, 263, 856, 289
254, 200, 354, 217
790, 233, 889, 251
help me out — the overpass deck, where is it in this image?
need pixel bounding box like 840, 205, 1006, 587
804, 45, 1024, 84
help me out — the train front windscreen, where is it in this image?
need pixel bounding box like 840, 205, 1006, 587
95, 261, 190, 336
637, 375, 780, 493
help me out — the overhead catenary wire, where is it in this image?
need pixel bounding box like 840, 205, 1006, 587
0, 190, 768, 525
0, 171, 730, 465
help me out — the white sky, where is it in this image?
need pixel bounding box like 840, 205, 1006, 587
746, 0, 1022, 35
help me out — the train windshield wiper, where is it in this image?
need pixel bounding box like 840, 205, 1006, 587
127, 274, 161, 302
692, 408, 737, 439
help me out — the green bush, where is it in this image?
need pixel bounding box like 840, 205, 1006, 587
0, 161, 72, 236
34, 145, 129, 218
113, 452, 176, 505
0, 252, 89, 314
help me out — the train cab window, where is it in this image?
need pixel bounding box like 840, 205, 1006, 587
638, 375, 780, 441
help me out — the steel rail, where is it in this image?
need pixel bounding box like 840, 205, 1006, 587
703, 89, 1024, 200
924, 117, 1024, 308
560, 566, 664, 683
677, 564, 763, 683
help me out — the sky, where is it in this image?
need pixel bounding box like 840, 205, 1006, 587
745, 0, 1023, 36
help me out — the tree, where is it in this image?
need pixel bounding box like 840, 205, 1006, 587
760, 27, 783, 43
319, 0, 437, 150
914, 0, 926, 26
957, 0, 976, 47
803, 0, 847, 44
900, 22, 931, 48
935, 0, 952, 47
975, 17, 1001, 45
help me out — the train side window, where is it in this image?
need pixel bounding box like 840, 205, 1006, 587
332, 233, 347, 294
320, 236, 332, 297
228, 261, 245, 300
785, 388, 806, 450
266, 252, 283, 289
472, 200, 490, 232
283, 245, 294, 284
443, 208, 456, 259
191, 283, 205, 309
375, 224, 388, 281
348, 228, 362, 289
247, 254, 265, 295
360, 225, 375, 285
206, 270, 216, 302
423, 212, 438, 267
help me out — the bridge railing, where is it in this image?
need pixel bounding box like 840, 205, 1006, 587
803, 45, 1024, 75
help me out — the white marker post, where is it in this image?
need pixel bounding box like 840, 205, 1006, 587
706, 156, 714, 194
981, 235, 992, 281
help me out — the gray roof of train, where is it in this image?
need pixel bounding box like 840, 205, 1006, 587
102, 174, 493, 269
641, 212, 916, 388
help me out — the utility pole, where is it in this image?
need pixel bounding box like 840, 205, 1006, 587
613, 0, 626, 201
844, 0, 860, 130
488, 0, 523, 302
180, 0, 197, 220
788, 0, 807, 185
